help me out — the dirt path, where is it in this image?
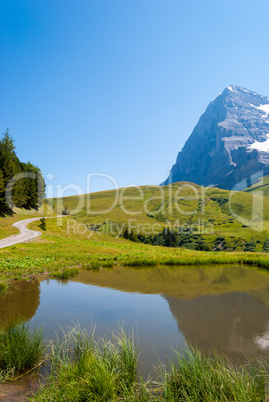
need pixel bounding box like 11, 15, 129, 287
0, 217, 49, 249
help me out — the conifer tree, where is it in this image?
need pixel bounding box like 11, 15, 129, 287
122, 227, 129, 239
0, 169, 5, 213
263, 238, 269, 252
0, 130, 21, 186
0, 130, 45, 212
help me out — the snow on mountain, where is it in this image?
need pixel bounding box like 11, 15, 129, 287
162, 85, 269, 190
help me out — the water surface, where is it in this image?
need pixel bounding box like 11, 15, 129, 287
2, 264, 269, 378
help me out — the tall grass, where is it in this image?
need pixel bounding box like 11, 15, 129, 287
0, 322, 44, 377
32, 325, 141, 401
9, 325, 266, 401
0, 322, 267, 400
162, 346, 268, 401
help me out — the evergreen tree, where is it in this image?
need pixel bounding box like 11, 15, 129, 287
129, 230, 139, 243
122, 227, 129, 239
164, 229, 173, 247
0, 169, 6, 214
62, 207, 70, 215
0, 130, 21, 185
263, 238, 269, 252
244, 238, 256, 252
171, 230, 178, 247
20, 162, 46, 209
39, 217, 47, 231
0, 130, 45, 212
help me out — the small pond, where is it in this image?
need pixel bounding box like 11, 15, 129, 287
2, 264, 269, 398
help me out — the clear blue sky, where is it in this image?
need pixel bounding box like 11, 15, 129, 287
1, 0, 269, 196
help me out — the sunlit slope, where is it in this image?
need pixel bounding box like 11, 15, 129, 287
245, 175, 269, 197
50, 182, 269, 242
1, 217, 269, 286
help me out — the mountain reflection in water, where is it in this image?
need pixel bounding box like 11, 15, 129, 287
1, 265, 269, 369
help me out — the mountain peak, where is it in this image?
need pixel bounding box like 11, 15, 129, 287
163, 86, 269, 190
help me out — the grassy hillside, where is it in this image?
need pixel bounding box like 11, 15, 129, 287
0, 181, 268, 291
48, 182, 269, 250
0, 217, 269, 290
245, 174, 269, 197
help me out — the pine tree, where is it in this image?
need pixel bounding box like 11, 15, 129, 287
244, 238, 256, 252
171, 230, 178, 247
122, 227, 129, 239
263, 238, 269, 252
0, 130, 45, 212
0, 130, 21, 185
39, 218, 47, 231
0, 169, 6, 214
129, 230, 139, 242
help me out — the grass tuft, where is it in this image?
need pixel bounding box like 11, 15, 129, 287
0, 322, 44, 377
53, 267, 80, 280
32, 325, 140, 401
162, 346, 268, 401
1, 325, 264, 401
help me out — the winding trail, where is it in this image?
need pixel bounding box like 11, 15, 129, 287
0, 217, 49, 249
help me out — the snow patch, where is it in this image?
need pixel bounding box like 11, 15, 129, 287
227, 85, 236, 92
249, 133, 269, 152
250, 102, 269, 118
258, 103, 269, 116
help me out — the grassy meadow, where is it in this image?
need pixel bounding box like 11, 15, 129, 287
49, 182, 269, 248
0, 181, 268, 291
0, 215, 269, 291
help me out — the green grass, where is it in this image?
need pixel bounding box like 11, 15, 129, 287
52, 267, 80, 280
26, 326, 269, 401
0, 182, 269, 292
0, 322, 44, 378
48, 181, 269, 244
162, 346, 268, 401
0, 204, 55, 239
31, 326, 142, 401
245, 174, 269, 197
0, 217, 269, 291
0, 322, 267, 400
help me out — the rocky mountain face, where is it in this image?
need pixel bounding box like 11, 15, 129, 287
163, 85, 269, 190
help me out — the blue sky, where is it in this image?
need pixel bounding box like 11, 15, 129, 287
1, 0, 269, 196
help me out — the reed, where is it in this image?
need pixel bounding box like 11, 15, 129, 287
162, 346, 268, 401
0, 322, 44, 377
32, 325, 140, 401
25, 327, 269, 401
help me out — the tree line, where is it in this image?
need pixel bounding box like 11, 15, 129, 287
0, 130, 45, 214
122, 227, 209, 251
122, 227, 269, 253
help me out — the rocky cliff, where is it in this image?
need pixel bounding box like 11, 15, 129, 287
163, 85, 269, 190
